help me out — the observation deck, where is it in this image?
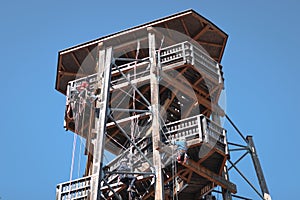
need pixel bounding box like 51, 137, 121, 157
55, 9, 235, 200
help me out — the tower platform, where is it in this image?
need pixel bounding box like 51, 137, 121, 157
55, 10, 237, 200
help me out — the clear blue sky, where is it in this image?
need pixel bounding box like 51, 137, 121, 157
0, 1, 299, 199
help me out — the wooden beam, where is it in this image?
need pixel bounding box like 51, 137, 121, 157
163, 22, 174, 39
193, 24, 210, 41
197, 148, 216, 164
160, 70, 224, 116
109, 85, 150, 132
205, 84, 222, 99
58, 70, 86, 78
179, 169, 190, 182
105, 112, 151, 145
219, 36, 227, 62
219, 156, 228, 176
214, 85, 223, 104
193, 76, 204, 87
182, 100, 197, 119
143, 169, 186, 199
90, 46, 113, 200
160, 92, 177, 120
181, 159, 237, 193
187, 171, 193, 183
198, 40, 223, 48
149, 29, 164, 200
71, 52, 86, 75
71, 52, 81, 68
181, 18, 190, 37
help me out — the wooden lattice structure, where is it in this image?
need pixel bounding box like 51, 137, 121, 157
54, 9, 270, 200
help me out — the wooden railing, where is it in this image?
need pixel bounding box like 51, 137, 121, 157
164, 114, 226, 146
105, 114, 227, 173
159, 41, 223, 83
66, 41, 223, 97
56, 175, 93, 200
56, 114, 228, 198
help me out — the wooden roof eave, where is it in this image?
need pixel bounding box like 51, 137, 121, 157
55, 9, 228, 95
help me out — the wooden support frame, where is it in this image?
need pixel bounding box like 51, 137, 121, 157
90, 45, 113, 200
181, 159, 237, 194
148, 28, 164, 200
55, 10, 237, 200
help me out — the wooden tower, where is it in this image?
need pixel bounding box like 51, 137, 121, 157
54, 10, 270, 200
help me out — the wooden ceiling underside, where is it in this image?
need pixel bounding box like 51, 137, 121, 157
55, 9, 228, 95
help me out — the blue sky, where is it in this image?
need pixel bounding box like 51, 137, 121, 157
0, 0, 299, 199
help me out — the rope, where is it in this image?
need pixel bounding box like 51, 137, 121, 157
110, 84, 149, 113
68, 133, 77, 199
77, 136, 83, 178
105, 132, 127, 150
172, 143, 176, 200
158, 114, 171, 141
158, 36, 165, 53
69, 133, 77, 181
77, 92, 86, 179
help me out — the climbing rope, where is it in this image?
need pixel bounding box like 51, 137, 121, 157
77, 136, 84, 178
105, 132, 127, 150
69, 133, 77, 182
130, 40, 140, 170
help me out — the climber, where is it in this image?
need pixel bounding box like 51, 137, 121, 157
117, 158, 137, 192
172, 139, 188, 164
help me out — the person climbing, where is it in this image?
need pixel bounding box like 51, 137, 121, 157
117, 158, 137, 192
172, 139, 188, 164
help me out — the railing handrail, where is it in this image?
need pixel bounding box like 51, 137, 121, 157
57, 174, 94, 187
165, 114, 200, 126
67, 40, 222, 91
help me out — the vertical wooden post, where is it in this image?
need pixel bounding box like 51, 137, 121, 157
247, 136, 271, 200
212, 113, 233, 200
148, 28, 164, 200
90, 44, 113, 200
221, 165, 233, 200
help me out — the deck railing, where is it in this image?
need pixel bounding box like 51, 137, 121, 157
56, 114, 228, 198
66, 41, 223, 97
164, 114, 226, 146
105, 114, 227, 173
159, 41, 223, 83
56, 175, 94, 200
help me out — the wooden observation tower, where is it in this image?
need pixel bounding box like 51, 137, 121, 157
55, 10, 271, 200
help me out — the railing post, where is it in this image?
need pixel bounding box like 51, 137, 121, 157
56, 184, 61, 200
182, 42, 186, 63
190, 44, 195, 65
217, 63, 223, 84
197, 115, 203, 143
202, 116, 209, 143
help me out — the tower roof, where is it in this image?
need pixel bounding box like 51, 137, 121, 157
55, 9, 228, 94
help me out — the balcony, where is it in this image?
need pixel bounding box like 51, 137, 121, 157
65, 41, 223, 95
56, 176, 94, 200
105, 114, 228, 173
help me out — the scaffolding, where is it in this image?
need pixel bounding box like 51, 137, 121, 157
55, 9, 271, 200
